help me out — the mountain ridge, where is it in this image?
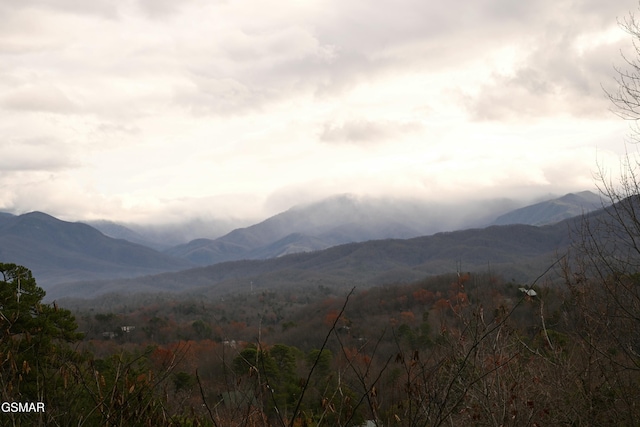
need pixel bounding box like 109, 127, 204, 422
492, 191, 602, 226
0, 211, 195, 286
0, 190, 602, 298
163, 194, 521, 265
47, 220, 570, 300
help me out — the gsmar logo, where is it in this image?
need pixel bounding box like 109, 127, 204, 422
1, 402, 45, 413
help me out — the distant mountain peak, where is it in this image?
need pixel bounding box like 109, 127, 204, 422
20, 211, 55, 220
492, 190, 603, 226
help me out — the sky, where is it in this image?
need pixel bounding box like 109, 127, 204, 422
0, 0, 638, 224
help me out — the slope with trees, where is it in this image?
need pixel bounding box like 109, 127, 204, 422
48, 219, 572, 300
0, 211, 195, 287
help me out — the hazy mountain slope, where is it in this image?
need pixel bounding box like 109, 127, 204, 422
0, 212, 15, 227
0, 212, 195, 287
165, 194, 520, 265
492, 191, 602, 226
87, 217, 252, 250
86, 220, 162, 249
248, 233, 330, 258
47, 220, 570, 300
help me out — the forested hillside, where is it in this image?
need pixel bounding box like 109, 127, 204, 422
5, 241, 640, 426
47, 221, 570, 300
0, 212, 195, 285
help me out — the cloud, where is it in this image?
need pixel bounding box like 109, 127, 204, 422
319, 119, 422, 145
0, 138, 77, 172
173, 76, 262, 116
0, 171, 116, 221
0, 0, 118, 19
171, 22, 341, 114
0, 0, 634, 224
95, 122, 141, 136
2, 0, 628, 121
135, 0, 195, 18
2, 83, 78, 114
459, 4, 632, 121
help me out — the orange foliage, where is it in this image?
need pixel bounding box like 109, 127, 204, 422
434, 298, 450, 311
455, 292, 468, 305
151, 347, 174, 369
166, 340, 198, 371
324, 309, 340, 327
400, 311, 416, 325
449, 292, 469, 314
230, 321, 246, 334
412, 288, 435, 305
342, 347, 372, 369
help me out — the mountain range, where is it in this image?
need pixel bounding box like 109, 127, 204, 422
0, 191, 603, 299
87, 217, 253, 250
47, 221, 571, 300
0, 212, 195, 286
162, 194, 515, 265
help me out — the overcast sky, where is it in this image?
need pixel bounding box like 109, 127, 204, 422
0, 0, 637, 223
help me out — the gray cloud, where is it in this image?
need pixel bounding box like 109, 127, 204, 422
95, 122, 141, 136
173, 75, 265, 116
171, 24, 342, 114
134, 0, 220, 20
135, 0, 188, 18
0, 138, 77, 172
320, 119, 422, 145
462, 26, 630, 120
2, 0, 630, 119
0, 0, 119, 19
165, 0, 637, 118
2, 83, 78, 114
0, 0, 634, 222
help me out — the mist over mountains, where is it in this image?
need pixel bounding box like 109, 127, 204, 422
87, 217, 254, 251
163, 194, 523, 265
90, 194, 520, 251
0, 191, 603, 299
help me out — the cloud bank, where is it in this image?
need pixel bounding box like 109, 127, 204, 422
0, 0, 635, 222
